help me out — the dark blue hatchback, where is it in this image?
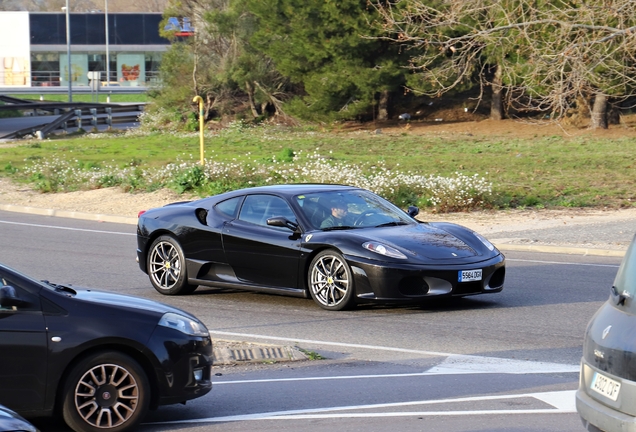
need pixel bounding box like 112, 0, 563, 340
0, 262, 213, 432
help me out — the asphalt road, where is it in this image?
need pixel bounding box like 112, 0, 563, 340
1, 210, 618, 432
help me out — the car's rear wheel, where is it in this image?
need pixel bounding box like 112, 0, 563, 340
308, 250, 355, 311
147, 235, 197, 295
62, 351, 150, 432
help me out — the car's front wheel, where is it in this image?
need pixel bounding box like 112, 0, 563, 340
62, 351, 150, 432
308, 250, 355, 311
147, 235, 197, 295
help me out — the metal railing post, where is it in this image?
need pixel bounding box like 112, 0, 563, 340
75, 109, 82, 129
90, 108, 97, 127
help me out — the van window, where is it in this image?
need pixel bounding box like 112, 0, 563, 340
613, 235, 636, 309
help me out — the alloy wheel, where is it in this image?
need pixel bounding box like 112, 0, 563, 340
149, 240, 182, 290
73, 363, 139, 429
310, 253, 350, 308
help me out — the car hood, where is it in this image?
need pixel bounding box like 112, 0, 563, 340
72, 288, 198, 319
374, 223, 479, 259
330, 222, 491, 262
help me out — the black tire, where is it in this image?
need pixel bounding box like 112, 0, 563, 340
308, 250, 355, 311
62, 351, 150, 432
147, 235, 197, 295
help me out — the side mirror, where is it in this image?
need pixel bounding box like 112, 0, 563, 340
267, 217, 301, 232
0, 286, 29, 308
407, 206, 420, 217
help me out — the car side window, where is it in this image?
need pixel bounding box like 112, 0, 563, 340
238, 195, 296, 228
215, 196, 242, 219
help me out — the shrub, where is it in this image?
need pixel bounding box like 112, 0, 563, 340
16, 151, 493, 212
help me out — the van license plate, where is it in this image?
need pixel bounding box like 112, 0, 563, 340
458, 269, 482, 282
591, 372, 621, 401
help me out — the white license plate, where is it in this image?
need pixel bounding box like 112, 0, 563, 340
458, 269, 482, 282
591, 372, 621, 401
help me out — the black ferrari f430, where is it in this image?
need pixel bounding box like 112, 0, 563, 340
137, 184, 505, 311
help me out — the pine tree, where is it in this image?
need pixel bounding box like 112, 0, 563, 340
247, 0, 410, 121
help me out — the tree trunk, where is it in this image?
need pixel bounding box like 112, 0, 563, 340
490, 64, 504, 120
377, 90, 389, 121
591, 93, 608, 129
245, 81, 260, 118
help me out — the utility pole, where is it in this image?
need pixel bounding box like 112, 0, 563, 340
64, 0, 72, 102
105, 0, 110, 85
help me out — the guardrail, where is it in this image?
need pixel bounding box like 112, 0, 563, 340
0, 86, 149, 95
0, 96, 144, 139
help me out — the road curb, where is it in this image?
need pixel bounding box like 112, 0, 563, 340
0, 203, 626, 257
494, 242, 626, 257
0, 203, 138, 225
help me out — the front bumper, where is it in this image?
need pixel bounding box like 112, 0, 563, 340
344, 253, 505, 301
576, 358, 636, 432
146, 326, 213, 407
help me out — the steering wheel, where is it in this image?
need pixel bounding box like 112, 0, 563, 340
353, 211, 378, 226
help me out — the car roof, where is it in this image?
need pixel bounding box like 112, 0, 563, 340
220, 184, 360, 200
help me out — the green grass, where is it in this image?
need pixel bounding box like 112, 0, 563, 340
296, 347, 326, 360
1, 125, 635, 210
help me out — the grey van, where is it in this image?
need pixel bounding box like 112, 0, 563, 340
577, 235, 636, 431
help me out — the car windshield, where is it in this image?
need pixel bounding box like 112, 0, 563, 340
295, 190, 415, 230
613, 235, 636, 308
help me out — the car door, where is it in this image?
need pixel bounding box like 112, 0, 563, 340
222, 194, 302, 288
0, 273, 47, 412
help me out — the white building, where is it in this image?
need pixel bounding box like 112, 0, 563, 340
0, 11, 181, 88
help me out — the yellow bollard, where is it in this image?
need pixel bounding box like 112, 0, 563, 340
192, 95, 205, 165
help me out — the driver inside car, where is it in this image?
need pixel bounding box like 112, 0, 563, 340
320, 199, 352, 228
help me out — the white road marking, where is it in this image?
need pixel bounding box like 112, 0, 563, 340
216, 354, 579, 385
533, 390, 577, 412
422, 354, 579, 374
210, 330, 579, 376
0, 219, 134, 235
147, 390, 577, 425
507, 258, 619, 268
211, 330, 455, 356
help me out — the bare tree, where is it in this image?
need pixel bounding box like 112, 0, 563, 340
374, 0, 636, 128
157, 0, 290, 119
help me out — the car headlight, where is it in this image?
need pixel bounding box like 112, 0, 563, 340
158, 312, 210, 337
474, 232, 495, 251
363, 242, 408, 259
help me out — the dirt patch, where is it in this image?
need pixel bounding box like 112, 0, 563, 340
340, 115, 636, 140
0, 178, 196, 218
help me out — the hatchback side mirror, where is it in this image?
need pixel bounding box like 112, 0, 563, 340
0, 286, 29, 308
407, 206, 420, 217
